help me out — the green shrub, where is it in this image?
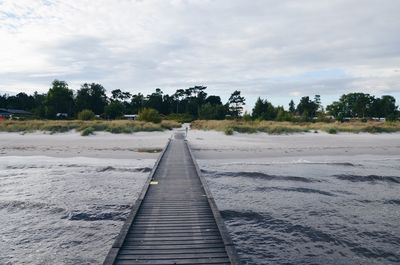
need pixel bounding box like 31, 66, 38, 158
165, 113, 194, 123
138, 108, 161, 123
363, 126, 396, 133
78, 109, 95, 120
81, 127, 95, 136
106, 126, 124, 134
327, 128, 338, 134
224, 127, 234, 135
232, 126, 257, 134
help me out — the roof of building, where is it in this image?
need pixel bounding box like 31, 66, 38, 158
0, 108, 33, 115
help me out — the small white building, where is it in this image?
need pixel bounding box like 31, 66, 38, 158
123, 114, 138, 120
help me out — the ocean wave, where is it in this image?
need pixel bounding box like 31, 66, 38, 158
221, 209, 338, 244
0, 200, 131, 222
6, 165, 48, 170
5, 164, 153, 174
351, 247, 400, 262
255, 187, 336, 196
217, 161, 360, 167
384, 199, 400, 205
311, 161, 358, 166
96, 166, 152, 173
358, 231, 400, 245
63, 204, 132, 221
221, 209, 266, 222
202, 170, 317, 183
354, 199, 400, 206
0, 200, 65, 214
62, 211, 128, 221
221, 209, 400, 262
334, 174, 400, 184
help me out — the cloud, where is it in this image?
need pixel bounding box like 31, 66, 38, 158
0, 0, 399, 107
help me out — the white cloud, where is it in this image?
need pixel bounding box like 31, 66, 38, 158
0, 0, 399, 106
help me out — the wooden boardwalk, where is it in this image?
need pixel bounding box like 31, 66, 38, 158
103, 132, 240, 265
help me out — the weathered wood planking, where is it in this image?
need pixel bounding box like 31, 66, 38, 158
103, 132, 240, 265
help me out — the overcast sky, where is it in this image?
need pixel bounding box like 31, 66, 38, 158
1, 0, 399, 108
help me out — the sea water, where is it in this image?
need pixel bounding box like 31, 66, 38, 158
1, 154, 399, 264
0, 156, 153, 265
200, 154, 400, 265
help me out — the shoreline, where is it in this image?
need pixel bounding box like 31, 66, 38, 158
0, 129, 399, 159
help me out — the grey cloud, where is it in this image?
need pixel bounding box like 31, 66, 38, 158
0, 0, 399, 106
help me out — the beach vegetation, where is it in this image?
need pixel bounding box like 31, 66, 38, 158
138, 108, 162, 123
77, 109, 95, 120
81, 127, 95, 136
164, 113, 194, 123
0, 80, 398, 127
0, 120, 180, 134
327, 128, 338, 134
192, 120, 400, 135
224, 127, 234, 135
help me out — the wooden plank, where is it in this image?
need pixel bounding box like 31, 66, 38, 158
128, 232, 220, 236
130, 223, 218, 228
125, 235, 222, 241
131, 221, 217, 225
120, 243, 226, 250
103, 133, 240, 265
114, 257, 231, 265
137, 208, 210, 211
124, 238, 223, 243
135, 214, 213, 221
119, 248, 227, 255
129, 227, 218, 234
117, 252, 228, 260
135, 212, 213, 216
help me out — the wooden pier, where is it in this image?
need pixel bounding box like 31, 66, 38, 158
103, 132, 240, 265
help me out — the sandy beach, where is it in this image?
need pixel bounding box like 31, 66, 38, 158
188, 130, 400, 160
0, 131, 172, 159
1, 130, 399, 159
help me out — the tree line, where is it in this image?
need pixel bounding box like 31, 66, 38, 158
0, 80, 245, 120
253, 93, 398, 121
0, 79, 398, 121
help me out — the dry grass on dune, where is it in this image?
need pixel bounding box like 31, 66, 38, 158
191, 120, 400, 135
0, 120, 181, 135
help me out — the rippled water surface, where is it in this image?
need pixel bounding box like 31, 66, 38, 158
1, 154, 400, 265
200, 155, 400, 265
0, 156, 153, 265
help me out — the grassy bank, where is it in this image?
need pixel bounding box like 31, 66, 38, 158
0, 120, 181, 135
191, 120, 400, 135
